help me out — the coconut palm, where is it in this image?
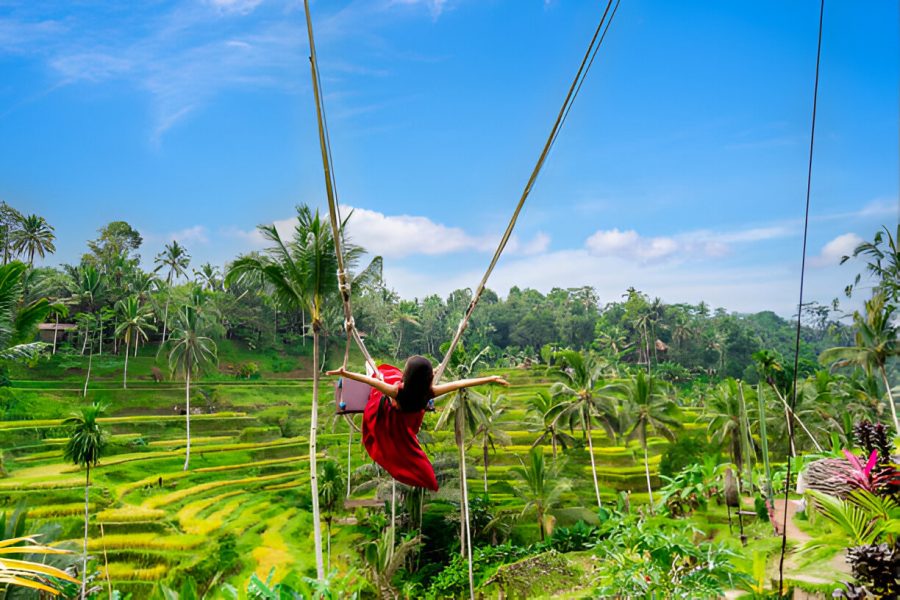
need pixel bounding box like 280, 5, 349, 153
46, 303, 69, 355
225, 204, 343, 580
63, 402, 107, 599
318, 460, 344, 571
114, 296, 156, 389
619, 370, 680, 510
435, 345, 489, 558
0, 535, 78, 595
705, 378, 755, 491
546, 350, 621, 510
0, 202, 23, 265
0, 261, 51, 361
526, 390, 575, 460
166, 303, 217, 471
509, 447, 571, 541
391, 300, 420, 359
842, 224, 899, 303
820, 292, 899, 436
153, 241, 191, 344
11, 214, 55, 267
193, 263, 222, 292
471, 391, 511, 493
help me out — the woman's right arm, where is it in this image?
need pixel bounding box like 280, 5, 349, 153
326, 367, 399, 399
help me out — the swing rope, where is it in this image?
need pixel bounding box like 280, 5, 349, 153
433, 0, 620, 384
302, 0, 380, 378
302, 1, 618, 597
777, 0, 824, 594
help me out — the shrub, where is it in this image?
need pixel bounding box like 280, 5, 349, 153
546, 520, 599, 552
659, 432, 715, 478
237, 361, 260, 380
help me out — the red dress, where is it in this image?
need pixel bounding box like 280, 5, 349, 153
362, 364, 439, 491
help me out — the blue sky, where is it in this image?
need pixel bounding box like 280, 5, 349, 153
1, 0, 897, 315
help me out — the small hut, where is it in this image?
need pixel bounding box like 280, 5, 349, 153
37, 323, 77, 343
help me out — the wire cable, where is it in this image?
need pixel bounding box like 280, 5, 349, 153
778, 0, 825, 593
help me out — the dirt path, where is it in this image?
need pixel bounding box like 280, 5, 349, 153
771, 498, 808, 542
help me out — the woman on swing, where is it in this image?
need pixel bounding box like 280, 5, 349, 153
327, 356, 508, 491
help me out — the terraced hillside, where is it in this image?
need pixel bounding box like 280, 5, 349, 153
0, 347, 694, 595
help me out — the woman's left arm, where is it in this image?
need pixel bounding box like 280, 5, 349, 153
431, 375, 509, 398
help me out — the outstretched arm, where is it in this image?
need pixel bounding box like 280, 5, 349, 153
326, 367, 399, 399
431, 375, 509, 398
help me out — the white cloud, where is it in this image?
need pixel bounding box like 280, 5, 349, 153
225, 207, 550, 259
342, 206, 493, 257
512, 231, 551, 256
384, 248, 820, 315
206, 0, 264, 15
811, 233, 863, 268
583, 221, 804, 264
390, 0, 450, 19
586, 228, 681, 262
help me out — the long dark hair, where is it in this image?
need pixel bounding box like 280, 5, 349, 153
396, 355, 434, 412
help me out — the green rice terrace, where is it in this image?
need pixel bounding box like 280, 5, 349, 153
0, 1, 898, 597
2, 345, 690, 595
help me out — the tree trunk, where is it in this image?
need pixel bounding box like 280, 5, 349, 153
455, 403, 475, 600
113, 318, 117, 354
737, 382, 754, 487
390, 479, 397, 560
83, 342, 93, 398
483, 439, 489, 494
52, 313, 59, 354
538, 506, 545, 542
183, 369, 191, 471
123, 338, 130, 389
310, 329, 325, 580
880, 367, 899, 436
551, 429, 557, 460
82, 463, 90, 600
757, 386, 773, 501
326, 519, 331, 572
81, 324, 89, 355
161, 296, 170, 345
585, 415, 603, 509
346, 425, 353, 499
642, 439, 654, 511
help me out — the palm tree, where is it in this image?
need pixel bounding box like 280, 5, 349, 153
0, 535, 79, 595
391, 300, 420, 359
842, 224, 899, 303
114, 297, 156, 389
753, 349, 798, 457
225, 205, 339, 580
526, 390, 575, 460
46, 303, 69, 355
509, 447, 571, 541
705, 379, 754, 489
546, 350, 620, 510
11, 214, 55, 267
318, 460, 344, 571
193, 263, 222, 291
472, 391, 511, 493
435, 345, 489, 560
153, 241, 191, 344
619, 370, 680, 509
0, 202, 23, 265
167, 304, 217, 471
0, 261, 51, 361
820, 292, 899, 435
63, 402, 107, 599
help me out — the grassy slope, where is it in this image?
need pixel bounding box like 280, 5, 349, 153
0, 340, 840, 597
